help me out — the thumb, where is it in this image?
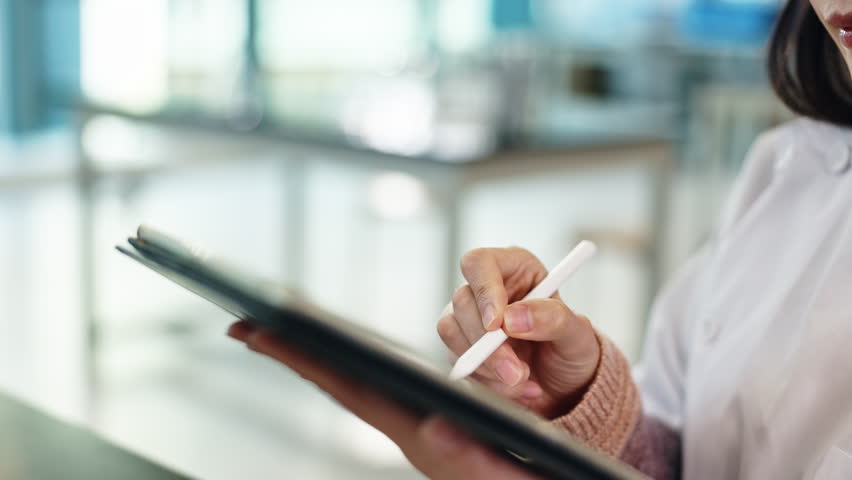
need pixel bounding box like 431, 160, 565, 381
503, 298, 601, 402
502, 298, 589, 351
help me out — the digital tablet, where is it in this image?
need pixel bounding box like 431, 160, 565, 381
116, 225, 647, 480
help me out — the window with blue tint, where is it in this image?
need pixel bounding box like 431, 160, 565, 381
490, 0, 534, 31
532, 0, 667, 46
0, 0, 80, 135
42, 0, 81, 120
679, 0, 780, 46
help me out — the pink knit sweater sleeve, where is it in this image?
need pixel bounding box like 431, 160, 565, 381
551, 334, 681, 479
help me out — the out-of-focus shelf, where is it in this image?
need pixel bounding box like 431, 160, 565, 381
70, 103, 673, 195
0, 129, 79, 189
0, 102, 674, 194
0, 169, 76, 189
71, 101, 673, 306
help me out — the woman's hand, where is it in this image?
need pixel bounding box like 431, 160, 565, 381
227, 321, 542, 480
437, 247, 600, 418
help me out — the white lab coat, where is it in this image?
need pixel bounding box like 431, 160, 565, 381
635, 117, 852, 479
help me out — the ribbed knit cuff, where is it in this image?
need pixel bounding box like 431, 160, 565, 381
551, 333, 641, 457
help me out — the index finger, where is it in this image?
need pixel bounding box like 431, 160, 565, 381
459, 247, 548, 331
459, 248, 509, 331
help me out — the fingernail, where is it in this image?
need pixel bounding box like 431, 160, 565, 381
521, 382, 543, 399
245, 330, 262, 351
481, 305, 495, 329
496, 359, 523, 386
504, 305, 531, 334
226, 322, 247, 340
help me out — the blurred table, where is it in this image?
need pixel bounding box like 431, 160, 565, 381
72, 104, 674, 299
0, 392, 188, 479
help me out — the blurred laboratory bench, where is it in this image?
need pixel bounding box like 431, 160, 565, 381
70, 102, 674, 291
0, 392, 188, 479
64, 105, 673, 381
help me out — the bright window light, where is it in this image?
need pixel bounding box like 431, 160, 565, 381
81, 0, 169, 113
259, 0, 421, 70
436, 0, 492, 53
367, 172, 430, 220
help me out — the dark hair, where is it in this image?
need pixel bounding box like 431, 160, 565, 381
768, 1, 852, 126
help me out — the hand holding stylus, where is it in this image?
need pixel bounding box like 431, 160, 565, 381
449, 241, 597, 381
437, 245, 601, 417
225, 243, 603, 477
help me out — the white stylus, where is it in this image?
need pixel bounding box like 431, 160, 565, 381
448, 240, 597, 381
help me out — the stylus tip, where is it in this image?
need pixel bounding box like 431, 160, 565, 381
448, 362, 475, 381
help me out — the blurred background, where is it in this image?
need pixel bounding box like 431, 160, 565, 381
0, 0, 791, 478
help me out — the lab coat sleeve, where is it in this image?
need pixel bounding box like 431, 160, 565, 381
552, 127, 784, 478
632, 247, 710, 431
635, 125, 782, 429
